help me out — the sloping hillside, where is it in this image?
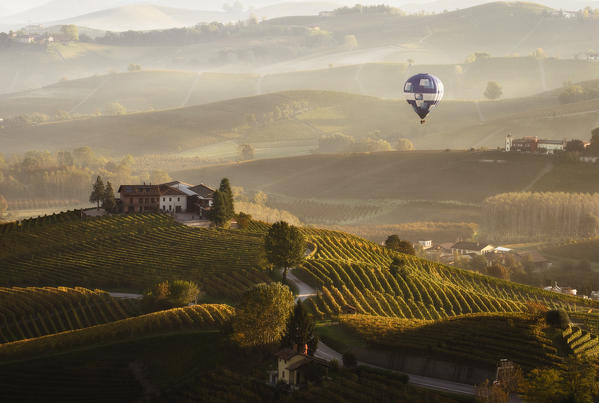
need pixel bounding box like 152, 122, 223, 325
5, 84, 599, 155
0, 213, 270, 297
176, 150, 594, 203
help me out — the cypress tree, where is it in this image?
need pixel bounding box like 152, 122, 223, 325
89, 176, 105, 210
210, 190, 228, 226
102, 181, 116, 212
219, 178, 234, 220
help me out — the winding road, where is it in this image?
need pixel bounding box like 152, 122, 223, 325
286, 269, 476, 396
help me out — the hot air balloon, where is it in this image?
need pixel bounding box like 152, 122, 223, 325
403, 73, 444, 124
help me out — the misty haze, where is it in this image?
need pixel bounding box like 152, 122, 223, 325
1, 0, 599, 401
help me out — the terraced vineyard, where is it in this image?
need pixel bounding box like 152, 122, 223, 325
0, 304, 234, 361
562, 325, 599, 359
0, 286, 138, 343
297, 230, 598, 320
340, 313, 560, 369
0, 212, 270, 298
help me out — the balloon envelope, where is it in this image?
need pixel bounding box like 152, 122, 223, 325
403, 73, 444, 121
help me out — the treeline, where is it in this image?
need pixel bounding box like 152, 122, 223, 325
332, 5, 405, 15
317, 133, 413, 154
481, 192, 599, 241
0, 147, 170, 209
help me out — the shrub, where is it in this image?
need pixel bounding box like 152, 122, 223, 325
546, 309, 570, 329
343, 352, 357, 368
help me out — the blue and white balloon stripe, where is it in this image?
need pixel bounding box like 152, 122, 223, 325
403, 73, 444, 123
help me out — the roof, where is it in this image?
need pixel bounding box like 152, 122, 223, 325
188, 184, 215, 198
538, 139, 564, 145
159, 185, 188, 196
117, 185, 161, 196
170, 183, 199, 197
161, 181, 193, 187
275, 348, 298, 361
285, 355, 330, 371
495, 247, 512, 252
451, 241, 492, 251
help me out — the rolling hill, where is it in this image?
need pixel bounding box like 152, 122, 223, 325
3, 57, 599, 118
4, 82, 599, 156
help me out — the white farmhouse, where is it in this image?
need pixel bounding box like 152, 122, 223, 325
159, 186, 188, 213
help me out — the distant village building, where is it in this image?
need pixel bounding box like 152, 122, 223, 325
591, 291, 599, 301
272, 345, 330, 388
544, 281, 576, 296
505, 135, 565, 154
418, 240, 432, 250
587, 52, 599, 63
117, 181, 214, 217
451, 241, 495, 256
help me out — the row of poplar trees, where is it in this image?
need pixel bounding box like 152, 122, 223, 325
481, 192, 599, 241
210, 178, 235, 226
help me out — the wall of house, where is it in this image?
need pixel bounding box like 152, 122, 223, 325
160, 195, 187, 213
278, 356, 304, 385
120, 195, 160, 213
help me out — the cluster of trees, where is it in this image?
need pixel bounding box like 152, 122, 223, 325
89, 176, 116, 211
559, 82, 599, 104
244, 100, 310, 128
210, 178, 235, 226
317, 133, 413, 154
481, 192, 599, 241
238, 144, 255, 161
384, 235, 415, 255
0, 147, 173, 210
142, 280, 201, 312
332, 5, 404, 15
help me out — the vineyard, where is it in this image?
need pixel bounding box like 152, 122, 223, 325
0, 212, 271, 298
562, 325, 599, 358
0, 286, 138, 343
297, 230, 597, 321
0, 304, 234, 362
339, 313, 560, 369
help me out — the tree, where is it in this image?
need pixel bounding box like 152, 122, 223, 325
127, 64, 141, 72
396, 138, 414, 151
523, 368, 565, 402
239, 144, 255, 161
103, 102, 127, 116
168, 280, 201, 306
219, 178, 234, 220
468, 254, 488, 273
484, 81, 503, 100
209, 190, 228, 226
588, 127, 599, 156
102, 181, 116, 212
487, 263, 510, 280
142, 280, 201, 312
532, 48, 546, 58
343, 34, 358, 50
236, 212, 252, 230
342, 352, 357, 368
89, 176, 105, 209
545, 309, 570, 329
475, 379, 508, 403
232, 283, 295, 347
384, 235, 415, 255
566, 139, 586, 153
60, 25, 79, 41
264, 221, 306, 280
281, 301, 318, 355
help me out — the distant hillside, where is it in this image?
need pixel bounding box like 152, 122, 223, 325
175, 150, 599, 203
5, 86, 599, 156
4, 57, 599, 118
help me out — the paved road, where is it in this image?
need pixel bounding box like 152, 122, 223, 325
288, 268, 476, 396
108, 292, 143, 299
